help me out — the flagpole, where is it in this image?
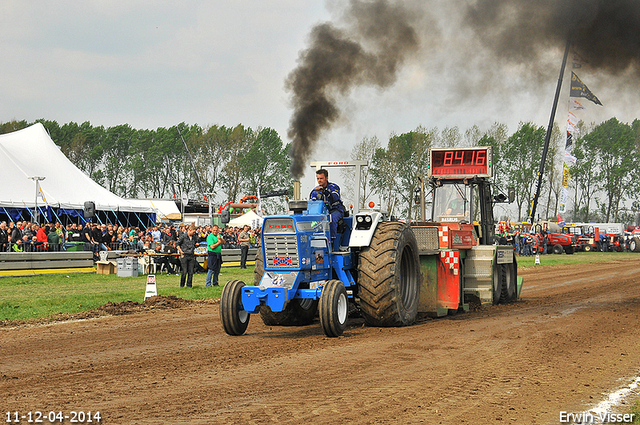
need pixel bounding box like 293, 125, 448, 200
528, 38, 571, 224
28, 176, 46, 224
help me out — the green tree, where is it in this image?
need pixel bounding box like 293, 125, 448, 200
340, 135, 380, 209
633, 119, 640, 152
371, 145, 400, 215
195, 125, 231, 201
542, 124, 563, 221
0, 120, 29, 134
101, 124, 135, 196
220, 125, 253, 203
581, 118, 640, 222
385, 127, 435, 219
240, 127, 292, 213
172, 123, 204, 202
501, 122, 545, 221
438, 126, 462, 148
474, 123, 509, 199
61, 122, 105, 182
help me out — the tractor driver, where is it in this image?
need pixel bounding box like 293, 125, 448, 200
310, 168, 345, 242
445, 191, 465, 215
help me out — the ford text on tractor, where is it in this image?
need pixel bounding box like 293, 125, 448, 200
220, 146, 523, 337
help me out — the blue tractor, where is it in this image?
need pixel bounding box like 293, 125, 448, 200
220, 199, 421, 337
220, 147, 523, 338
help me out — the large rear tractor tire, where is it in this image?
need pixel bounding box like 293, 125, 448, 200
220, 280, 250, 336
500, 263, 517, 303
552, 244, 563, 255
253, 248, 265, 285
254, 248, 318, 326
583, 244, 592, 252
319, 280, 348, 337
357, 222, 420, 327
630, 238, 639, 252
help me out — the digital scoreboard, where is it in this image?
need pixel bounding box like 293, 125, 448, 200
427, 146, 493, 178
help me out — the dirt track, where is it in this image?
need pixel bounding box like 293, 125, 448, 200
2, 258, 640, 424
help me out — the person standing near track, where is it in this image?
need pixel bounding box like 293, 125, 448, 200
176, 225, 197, 288
237, 225, 251, 269
206, 225, 224, 287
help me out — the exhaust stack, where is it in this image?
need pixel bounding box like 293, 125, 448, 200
293, 181, 301, 201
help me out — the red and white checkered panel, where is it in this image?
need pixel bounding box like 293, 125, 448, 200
440, 250, 460, 275
438, 226, 449, 248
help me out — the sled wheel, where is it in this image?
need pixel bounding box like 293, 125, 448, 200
500, 262, 517, 303
492, 262, 502, 305
319, 280, 348, 337
220, 280, 250, 336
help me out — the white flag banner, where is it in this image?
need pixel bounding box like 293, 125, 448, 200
569, 98, 586, 112
567, 111, 580, 134
564, 151, 577, 166
559, 186, 569, 213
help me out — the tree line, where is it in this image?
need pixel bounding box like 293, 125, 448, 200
0, 119, 293, 213
344, 119, 640, 225
1, 117, 639, 224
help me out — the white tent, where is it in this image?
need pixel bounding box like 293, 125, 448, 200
228, 210, 263, 228
132, 199, 181, 221
0, 123, 153, 215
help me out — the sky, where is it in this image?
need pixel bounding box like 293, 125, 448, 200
2, 1, 639, 197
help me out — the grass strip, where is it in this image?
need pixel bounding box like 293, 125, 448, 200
0, 267, 254, 322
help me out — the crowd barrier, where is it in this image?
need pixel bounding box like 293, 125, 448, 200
0, 245, 259, 276
0, 251, 95, 275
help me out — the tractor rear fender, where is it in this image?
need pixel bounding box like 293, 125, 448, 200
348, 211, 383, 248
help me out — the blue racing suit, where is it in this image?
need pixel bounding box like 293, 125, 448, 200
310, 182, 345, 241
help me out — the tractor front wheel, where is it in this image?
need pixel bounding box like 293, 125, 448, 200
220, 280, 250, 336
319, 280, 348, 337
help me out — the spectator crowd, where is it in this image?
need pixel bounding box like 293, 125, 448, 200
0, 220, 261, 255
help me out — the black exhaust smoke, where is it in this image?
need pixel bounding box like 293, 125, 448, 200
285, 0, 421, 180
285, 0, 640, 181
464, 0, 640, 75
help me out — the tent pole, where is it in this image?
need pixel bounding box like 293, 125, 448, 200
134, 211, 145, 229
51, 207, 62, 224
111, 208, 124, 228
